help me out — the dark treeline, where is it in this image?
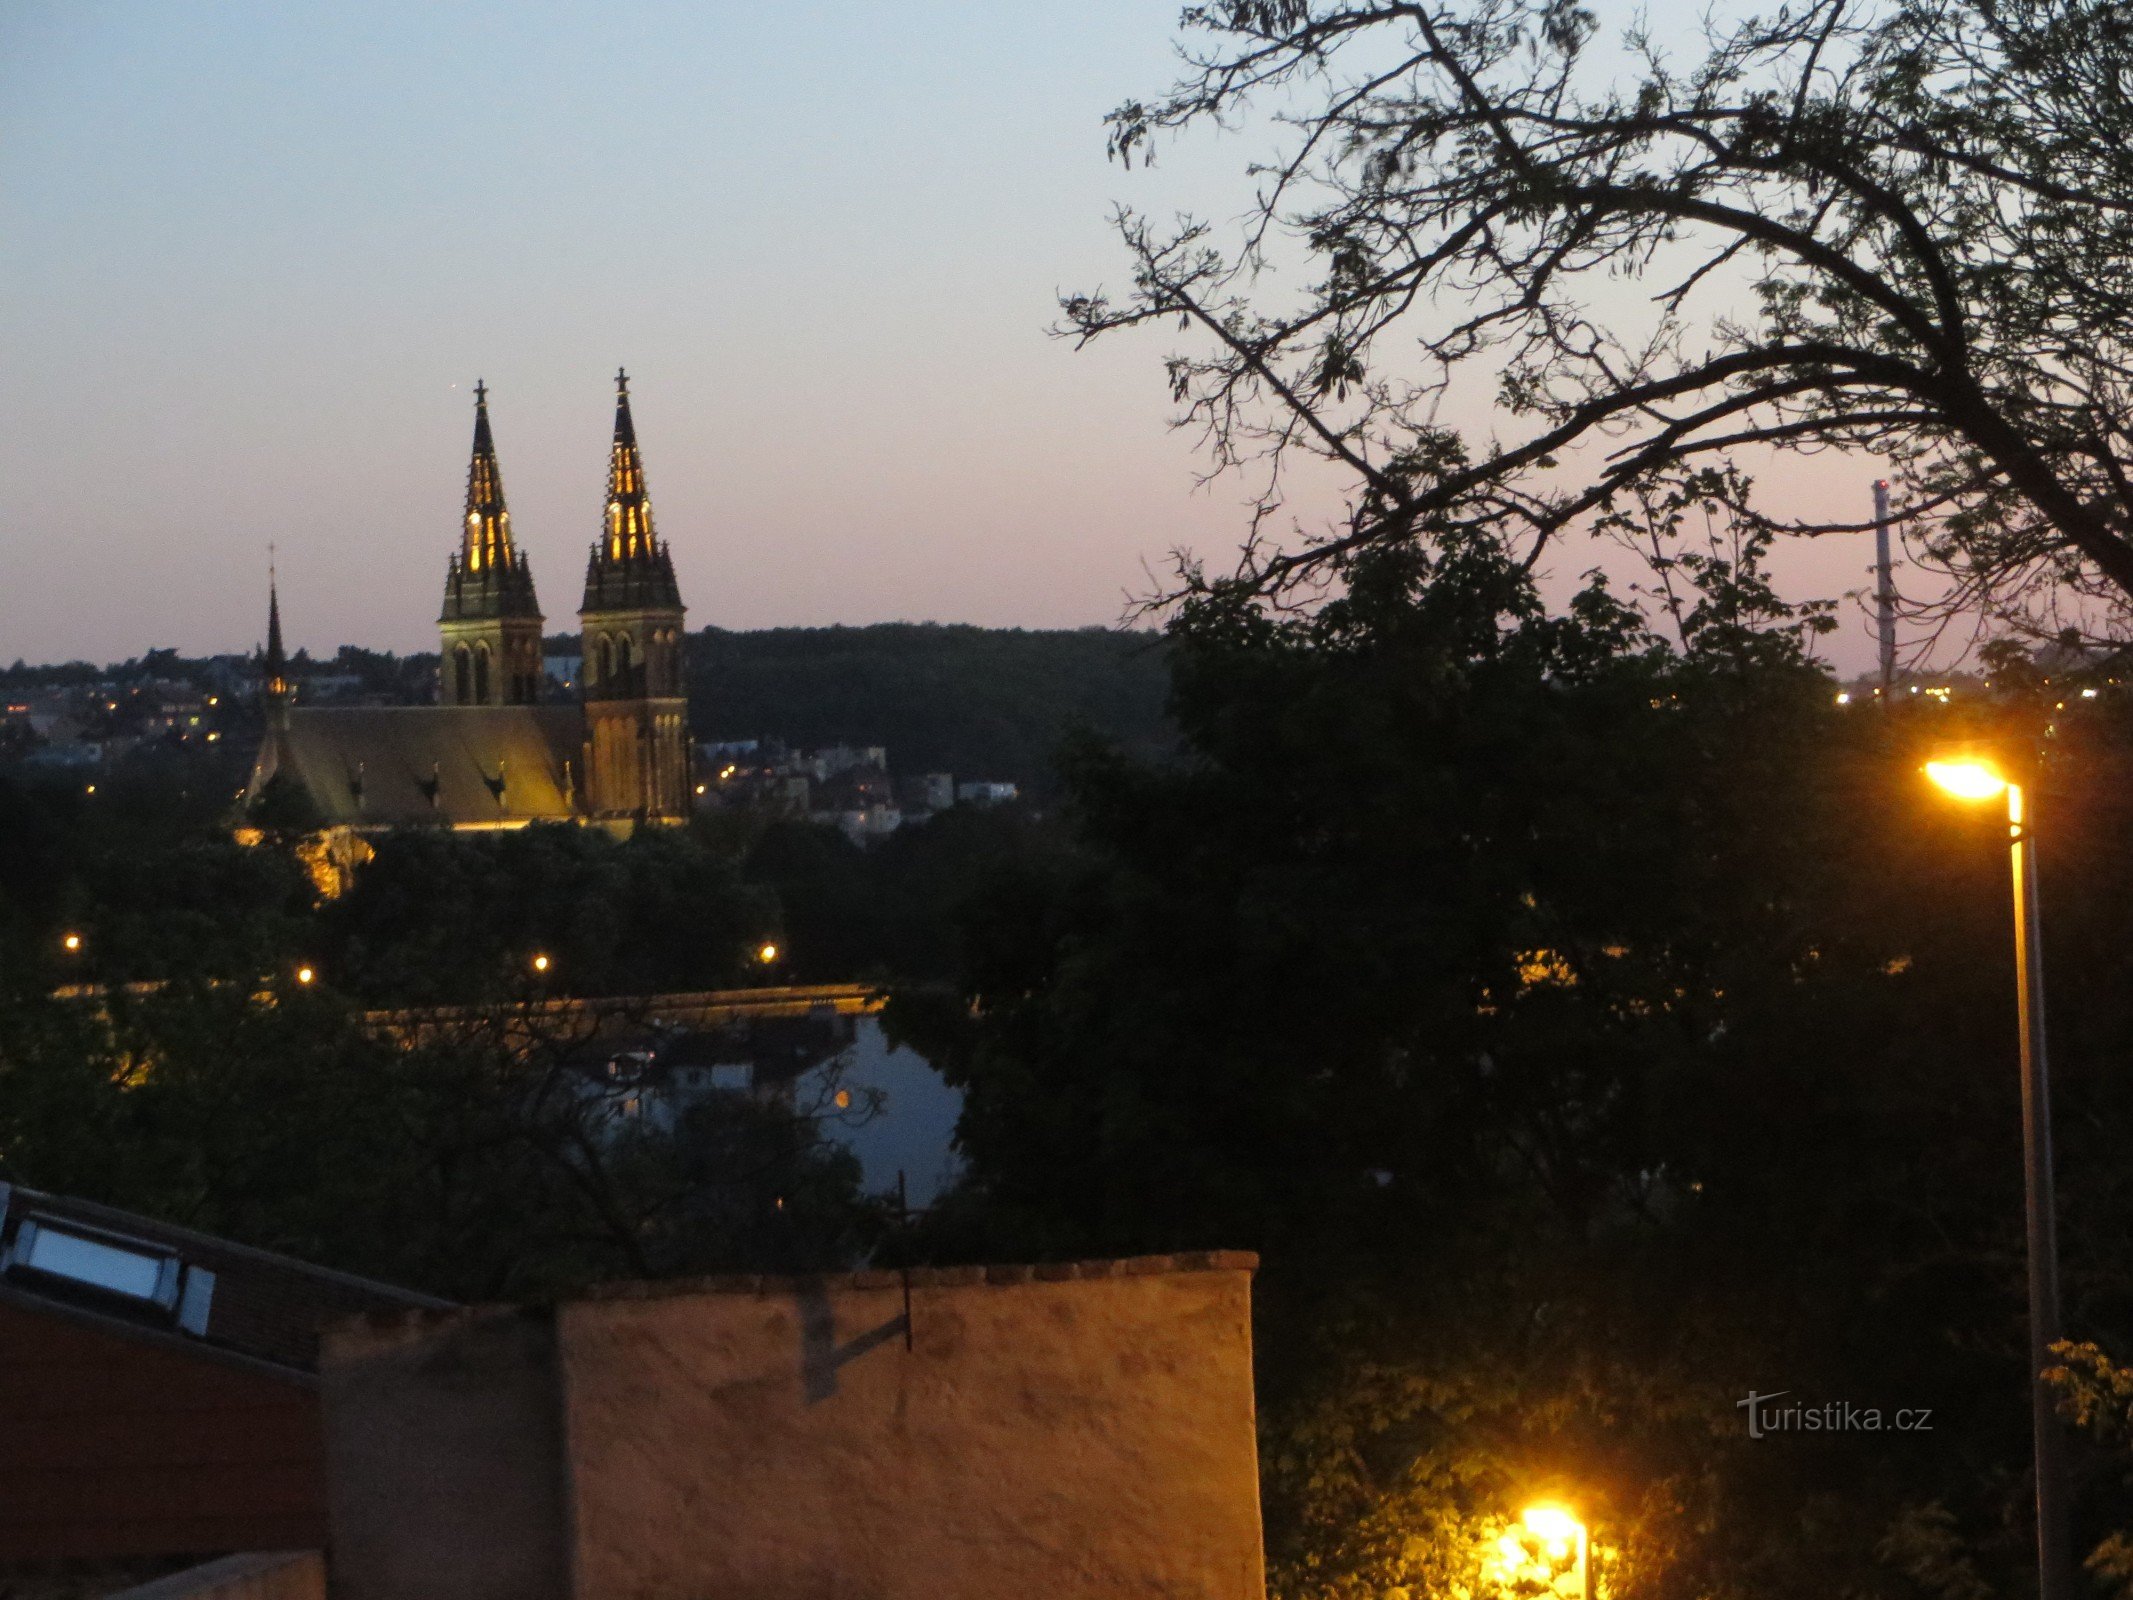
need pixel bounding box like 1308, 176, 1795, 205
675, 623, 1173, 789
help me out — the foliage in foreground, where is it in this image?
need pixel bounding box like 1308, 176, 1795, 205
0, 980, 878, 1300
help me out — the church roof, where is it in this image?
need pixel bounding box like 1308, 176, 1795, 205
265, 705, 586, 828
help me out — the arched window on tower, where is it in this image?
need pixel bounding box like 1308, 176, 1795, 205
474, 643, 491, 704
597, 634, 614, 688
454, 644, 472, 705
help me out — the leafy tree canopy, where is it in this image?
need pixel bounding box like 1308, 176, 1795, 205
892, 524, 2133, 1596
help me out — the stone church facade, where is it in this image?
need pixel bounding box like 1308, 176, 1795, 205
244, 373, 692, 869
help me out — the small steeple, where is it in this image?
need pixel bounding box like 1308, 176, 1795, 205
261, 560, 292, 735
462, 380, 514, 574
265, 570, 287, 687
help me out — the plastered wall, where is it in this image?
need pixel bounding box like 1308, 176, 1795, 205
322, 1254, 1263, 1600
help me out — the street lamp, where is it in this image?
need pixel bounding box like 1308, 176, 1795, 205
1520, 1504, 1590, 1600
1924, 750, 2072, 1600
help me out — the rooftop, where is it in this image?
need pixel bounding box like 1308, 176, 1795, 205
0, 1183, 452, 1377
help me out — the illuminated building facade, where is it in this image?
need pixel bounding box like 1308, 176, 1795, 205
244, 373, 692, 868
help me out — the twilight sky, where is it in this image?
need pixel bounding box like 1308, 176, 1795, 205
0, 0, 1894, 670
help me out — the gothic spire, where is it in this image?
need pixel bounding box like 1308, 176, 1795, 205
261, 565, 292, 736
462, 379, 514, 573
603, 368, 656, 562
440, 382, 541, 630
582, 370, 683, 615
265, 570, 286, 684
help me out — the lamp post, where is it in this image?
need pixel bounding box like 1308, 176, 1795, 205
1520, 1505, 1590, 1600
1924, 753, 2072, 1600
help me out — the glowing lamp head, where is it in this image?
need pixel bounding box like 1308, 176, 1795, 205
531, 953, 552, 974
1521, 1504, 1583, 1545
61, 932, 82, 953
756, 941, 780, 965
1924, 758, 2010, 802
295, 965, 316, 986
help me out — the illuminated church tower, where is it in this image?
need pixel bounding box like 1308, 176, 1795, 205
579, 369, 689, 822
438, 381, 545, 706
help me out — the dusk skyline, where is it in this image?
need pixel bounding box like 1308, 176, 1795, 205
3, 0, 1891, 669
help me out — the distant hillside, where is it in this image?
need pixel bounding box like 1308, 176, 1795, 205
681, 624, 1173, 790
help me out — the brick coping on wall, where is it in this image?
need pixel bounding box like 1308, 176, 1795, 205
337, 1252, 1259, 1334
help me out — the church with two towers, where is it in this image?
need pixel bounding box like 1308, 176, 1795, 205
246, 373, 693, 857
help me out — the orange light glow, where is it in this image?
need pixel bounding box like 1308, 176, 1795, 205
1925, 758, 2010, 801
61, 932, 82, 953
532, 952, 552, 974
757, 941, 780, 965
295, 966, 316, 985
1522, 1504, 1583, 1546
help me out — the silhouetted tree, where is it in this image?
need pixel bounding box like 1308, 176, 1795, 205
1071, 0, 2133, 640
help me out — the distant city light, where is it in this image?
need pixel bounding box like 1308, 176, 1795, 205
2082, 688, 2099, 699
1835, 691, 1852, 705
61, 932, 82, 953
532, 952, 552, 974
295, 965, 316, 985
756, 941, 780, 965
